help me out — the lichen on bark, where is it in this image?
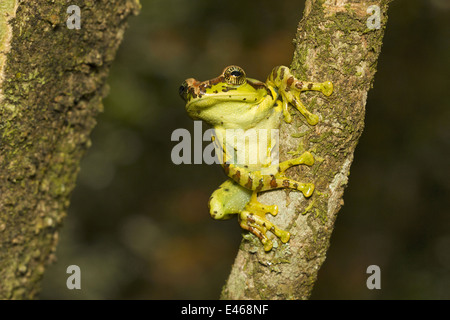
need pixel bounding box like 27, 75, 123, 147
0, 0, 139, 299
0, 0, 18, 101
221, 0, 392, 300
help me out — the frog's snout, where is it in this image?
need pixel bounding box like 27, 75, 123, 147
179, 80, 188, 101
179, 78, 200, 102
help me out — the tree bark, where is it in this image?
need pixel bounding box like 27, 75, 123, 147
0, 0, 139, 299
221, 0, 392, 300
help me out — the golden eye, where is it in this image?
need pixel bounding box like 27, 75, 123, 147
223, 65, 246, 85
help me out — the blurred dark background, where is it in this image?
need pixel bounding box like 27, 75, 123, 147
40, 0, 450, 299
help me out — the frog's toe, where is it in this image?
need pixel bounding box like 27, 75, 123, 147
245, 197, 278, 216
239, 212, 271, 248
239, 206, 289, 251
300, 151, 315, 166
288, 151, 315, 168
266, 204, 278, 216
259, 237, 273, 252
277, 228, 290, 243
298, 182, 315, 198
321, 81, 333, 96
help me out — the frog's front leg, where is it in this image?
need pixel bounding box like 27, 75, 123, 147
267, 66, 333, 125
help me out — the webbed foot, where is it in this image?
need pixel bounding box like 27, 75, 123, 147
267, 66, 333, 125
268, 151, 316, 197
238, 193, 289, 251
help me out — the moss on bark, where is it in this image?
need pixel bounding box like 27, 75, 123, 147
0, 0, 139, 299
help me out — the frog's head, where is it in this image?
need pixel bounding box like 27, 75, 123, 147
179, 66, 271, 128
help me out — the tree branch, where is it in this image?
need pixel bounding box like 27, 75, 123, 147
221, 0, 392, 300
0, 0, 139, 299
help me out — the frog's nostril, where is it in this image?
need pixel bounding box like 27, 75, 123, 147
179, 81, 188, 100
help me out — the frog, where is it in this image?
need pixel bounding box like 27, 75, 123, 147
179, 65, 333, 251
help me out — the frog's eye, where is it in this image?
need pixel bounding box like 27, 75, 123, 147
223, 66, 246, 85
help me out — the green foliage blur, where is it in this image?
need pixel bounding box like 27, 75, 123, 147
41, 0, 450, 299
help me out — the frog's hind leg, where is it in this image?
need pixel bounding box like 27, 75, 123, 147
239, 193, 289, 252
209, 180, 279, 220
239, 152, 316, 250
208, 180, 252, 220
208, 180, 287, 251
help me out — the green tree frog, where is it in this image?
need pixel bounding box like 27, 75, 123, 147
179, 65, 333, 251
